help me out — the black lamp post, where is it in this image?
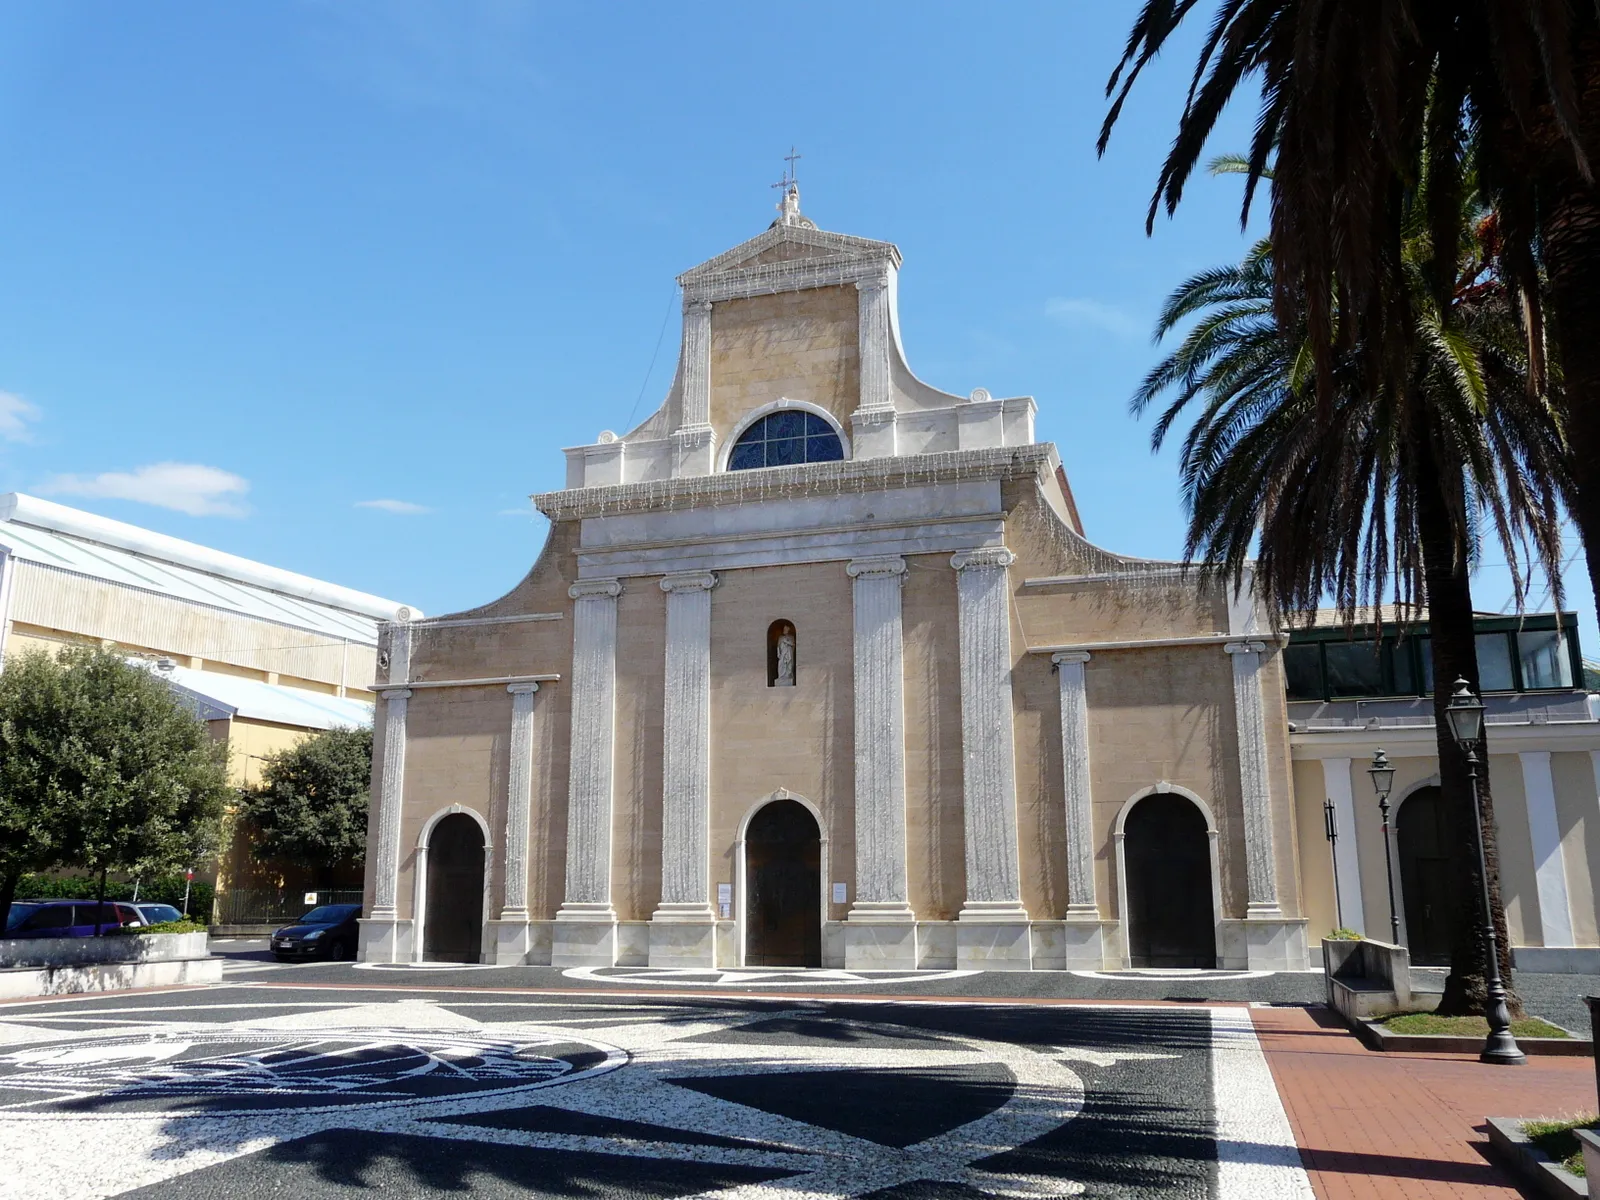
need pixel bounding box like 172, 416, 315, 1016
1367, 748, 1400, 944
1444, 677, 1525, 1066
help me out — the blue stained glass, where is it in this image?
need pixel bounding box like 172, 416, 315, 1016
767, 437, 805, 466
806, 435, 844, 462
767, 410, 805, 439
803, 412, 833, 436
728, 442, 764, 471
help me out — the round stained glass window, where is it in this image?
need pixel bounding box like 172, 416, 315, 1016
726, 411, 845, 470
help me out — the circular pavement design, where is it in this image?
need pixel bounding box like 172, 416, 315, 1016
0, 1000, 1088, 1199
560, 966, 980, 988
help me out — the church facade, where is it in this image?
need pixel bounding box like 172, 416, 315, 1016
358, 188, 1312, 972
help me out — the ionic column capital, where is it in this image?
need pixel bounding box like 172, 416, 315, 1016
570, 578, 623, 600
660, 571, 718, 593
951, 546, 1016, 572
376, 687, 413, 700
1052, 651, 1092, 666
1224, 640, 1268, 656
847, 555, 906, 580
506, 682, 540, 697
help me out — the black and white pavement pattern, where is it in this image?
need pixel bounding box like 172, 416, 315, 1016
0, 980, 1314, 1200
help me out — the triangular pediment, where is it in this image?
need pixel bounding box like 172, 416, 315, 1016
678, 222, 900, 286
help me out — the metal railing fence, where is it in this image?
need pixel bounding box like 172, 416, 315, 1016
215, 887, 364, 926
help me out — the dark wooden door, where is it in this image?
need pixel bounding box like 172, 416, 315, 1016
746, 800, 821, 967
424, 813, 484, 964
1397, 787, 1453, 966
1125, 793, 1216, 968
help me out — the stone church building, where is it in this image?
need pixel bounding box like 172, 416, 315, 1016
358, 186, 1310, 972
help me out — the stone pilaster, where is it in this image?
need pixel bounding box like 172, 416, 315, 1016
1317, 758, 1366, 936
673, 299, 715, 476
844, 555, 916, 969
951, 547, 1031, 969
554, 578, 623, 967
1052, 651, 1096, 916
490, 682, 540, 964
1225, 640, 1280, 916
651, 571, 718, 967
358, 611, 413, 964
852, 275, 897, 458
1520, 751, 1575, 947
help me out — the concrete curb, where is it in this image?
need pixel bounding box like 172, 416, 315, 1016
1355, 1018, 1591, 1056
0, 956, 222, 999
1485, 1116, 1587, 1199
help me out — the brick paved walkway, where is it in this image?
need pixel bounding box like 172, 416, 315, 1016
1254, 1005, 1596, 1198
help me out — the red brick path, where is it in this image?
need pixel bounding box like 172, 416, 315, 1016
1254, 1006, 1596, 1198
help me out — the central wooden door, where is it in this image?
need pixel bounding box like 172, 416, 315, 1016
1124, 793, 1216, 968
424, 813, 485, 964
1397, 787, 1453, 966
745, 800, 821, 967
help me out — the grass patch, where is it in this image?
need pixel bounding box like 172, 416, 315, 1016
110, 920, 206, 935
1379, 1011, 1570, 1038
1523, 1116, 1597, 1177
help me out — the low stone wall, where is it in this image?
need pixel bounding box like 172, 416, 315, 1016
0, 931, 209, 968
0, 932, 217, 998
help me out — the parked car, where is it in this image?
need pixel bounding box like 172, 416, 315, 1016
4, 900, 143, 938
131, 903, 184, 925
270, 903, 361, 961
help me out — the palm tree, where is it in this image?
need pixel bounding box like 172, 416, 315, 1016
1135, 165, 1568, 1014
1100, 2, 1600, 624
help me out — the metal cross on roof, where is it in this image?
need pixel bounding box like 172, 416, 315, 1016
771, 146, 801, 193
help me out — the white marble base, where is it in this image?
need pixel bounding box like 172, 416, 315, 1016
616, 921, 649, 966
1220, 918, 1310, 971
843, 920, 918, 970
1512, 945, 1600, 973
916, 921, 957, 969
357, 917, 412, 964
956, 920, 1033, 971
1030, 920, 1112, 970
487, 918, 542, 965
714, 919, 739, 968
649, 919, 717, 967
551, 906, 619, 967
822, 921, 846, 968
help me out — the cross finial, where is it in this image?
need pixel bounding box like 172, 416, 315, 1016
771, 147, 805, 225
771, 146, 801, 193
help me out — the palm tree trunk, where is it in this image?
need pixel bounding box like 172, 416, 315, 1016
1414, 443, 1521, 1017
1540, 35, 1600, 623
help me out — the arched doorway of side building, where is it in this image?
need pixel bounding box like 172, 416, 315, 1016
1123, 791, 1217, 968
1396, 786, 1453, 966
423, 812, 486, 964
744, 799, 822, 967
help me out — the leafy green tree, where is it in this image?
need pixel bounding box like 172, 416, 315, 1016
0, 651, 77, 930
1100, 2, 1600, 622
1135, 162, 1567, 1015
0, 647, 230, 932
235, 726, 372, 887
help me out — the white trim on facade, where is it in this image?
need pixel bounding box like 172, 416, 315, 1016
1111, 783, 1224, 970
411, 804, 493, 965
1520, 750, 1576, 947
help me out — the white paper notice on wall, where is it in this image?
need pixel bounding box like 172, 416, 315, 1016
717, 883, 732, 918
832, 882, 847, 904
303, 892, 317, 905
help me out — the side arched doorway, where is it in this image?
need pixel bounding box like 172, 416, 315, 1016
423, 813, 485, 963
1396, 786, 1452, 966
745, 799, 822, 967
1124, 793, 1216, 968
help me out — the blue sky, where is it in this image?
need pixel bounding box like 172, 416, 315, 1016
1, 1, 1593, 657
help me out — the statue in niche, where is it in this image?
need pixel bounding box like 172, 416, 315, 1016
768, 620, 797, 687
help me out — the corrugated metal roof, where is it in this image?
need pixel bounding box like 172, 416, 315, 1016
156, 662, 373, 731
0, 514, 384, 645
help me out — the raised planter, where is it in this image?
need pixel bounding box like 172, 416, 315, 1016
0, 932, 219, 998
1485, 1117, 1586, 1199
1356, 1019, 1590, 1057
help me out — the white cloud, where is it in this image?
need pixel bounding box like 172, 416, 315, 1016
0, 391, 41, 442
357, 498, 431, 515
1045, 297, 1143, 339
42, 462, 250, 517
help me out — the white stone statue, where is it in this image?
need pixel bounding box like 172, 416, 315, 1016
775, 628, 796, 686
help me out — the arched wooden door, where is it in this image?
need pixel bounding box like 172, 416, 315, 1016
1124, 793, 1216, 968
1396, 787, 1453, 966
423, 813, 485, 964
745, 800, 821, 967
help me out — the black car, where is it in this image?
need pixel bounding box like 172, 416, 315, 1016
270, 903, 361, 961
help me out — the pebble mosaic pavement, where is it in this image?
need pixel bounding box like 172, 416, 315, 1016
0, 975, 1317, 1200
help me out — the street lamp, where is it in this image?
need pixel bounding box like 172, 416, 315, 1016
1367, 748, 1400, 944
1444, 677, 1525, 1066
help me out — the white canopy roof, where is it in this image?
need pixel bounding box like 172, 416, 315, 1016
155, 661, 373, 731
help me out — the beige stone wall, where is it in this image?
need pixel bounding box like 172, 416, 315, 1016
1554, 750, 1600, 945
902, 555, 966, 919
708, 286, 861, 448
611, 580, 665, 922
1484, 754, 1535, 946
707, 561, 855, 924
1291, 758, 1339, 941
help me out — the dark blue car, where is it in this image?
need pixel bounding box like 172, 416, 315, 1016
5, 900, 142, 938
271, 903, 361, 961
